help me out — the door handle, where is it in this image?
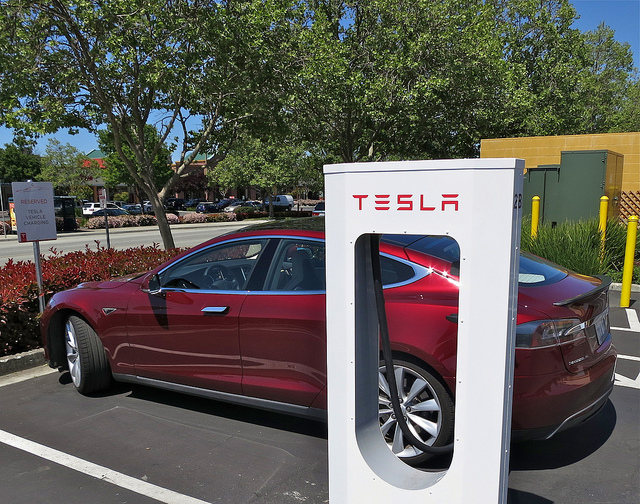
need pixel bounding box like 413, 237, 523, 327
201, 306, 230, 315
446, 313, 458, 324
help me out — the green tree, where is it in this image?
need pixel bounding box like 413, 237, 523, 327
613, 78, 640, 132
210, 134, 319, 215
98, 125, 173, 202
0, 137, 41, 182
289, 0, 553, 163
579, 22, 638, 133
493, 0, 588, 137
0, 0, 300, 248
39, 139, 99, 199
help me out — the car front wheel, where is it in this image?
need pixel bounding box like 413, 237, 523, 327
378, 359, 454, 465
64, 315, 112, 395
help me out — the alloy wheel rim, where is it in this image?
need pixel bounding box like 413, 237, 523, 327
378, 364, 442, 459
64, 321, 81, 388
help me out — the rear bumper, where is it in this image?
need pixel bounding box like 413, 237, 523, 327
511, 345, 616, 441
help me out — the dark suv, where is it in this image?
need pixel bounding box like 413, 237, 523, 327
164, 198, 186, 210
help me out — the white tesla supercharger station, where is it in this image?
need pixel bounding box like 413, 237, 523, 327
324, 158, 524, 503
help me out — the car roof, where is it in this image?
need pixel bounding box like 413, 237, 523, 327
236, 217, 325, 234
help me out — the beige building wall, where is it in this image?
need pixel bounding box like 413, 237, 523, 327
480, 132, 640, 191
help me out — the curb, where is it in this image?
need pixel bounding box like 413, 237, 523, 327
0, 349, 46, 377
610, 283, 640, 293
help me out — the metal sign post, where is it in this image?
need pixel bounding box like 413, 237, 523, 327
0, 180, 5, 238
324, 159, 524, 504
99, 187, 111, 249
11, 182, 57, 313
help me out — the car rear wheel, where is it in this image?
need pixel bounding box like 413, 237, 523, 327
378, 359, 454, 465
64, 316, 112, 395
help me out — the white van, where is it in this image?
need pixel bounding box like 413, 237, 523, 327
82, 202, 120, 216
269, 195, 294, 210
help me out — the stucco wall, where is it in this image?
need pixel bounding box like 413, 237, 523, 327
480, 132, 640, 191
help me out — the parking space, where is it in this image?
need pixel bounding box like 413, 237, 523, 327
509, 289, 640, 504
0, 370, 328, 504
0, 290, 637, 504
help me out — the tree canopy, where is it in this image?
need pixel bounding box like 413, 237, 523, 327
98, 125, 174, 201
0, 0, 300, 248
0, 0, 637, 248
0, 137, 41, 183
39, 139, 98, 200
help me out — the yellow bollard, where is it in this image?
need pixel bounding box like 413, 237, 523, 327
599, 196, 609, 258
620, 216, 638, 308
531, 196, 540, 239
599, 196, 609, 232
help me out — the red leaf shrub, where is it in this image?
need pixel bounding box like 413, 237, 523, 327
0, 244, 182, 357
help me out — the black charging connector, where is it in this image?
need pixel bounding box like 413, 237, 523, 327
370, 235, 454, 456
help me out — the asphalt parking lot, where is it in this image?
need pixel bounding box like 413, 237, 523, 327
0, 290, 637, 504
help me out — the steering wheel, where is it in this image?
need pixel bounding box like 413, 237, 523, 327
204, 264, 238, 290
165, 277, 200, 290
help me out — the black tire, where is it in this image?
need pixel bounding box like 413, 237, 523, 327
64, 315, 112, 395
378, 359, 454, 466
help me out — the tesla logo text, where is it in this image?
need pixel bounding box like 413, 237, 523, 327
352, 194, 459, 212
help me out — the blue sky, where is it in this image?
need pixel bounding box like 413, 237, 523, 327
1, 0, 639, 157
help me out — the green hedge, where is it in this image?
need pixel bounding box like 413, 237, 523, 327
0, 245, 182, 357
521, 217, 640, 283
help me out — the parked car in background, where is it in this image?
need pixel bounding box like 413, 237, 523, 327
223, 201, 245, 213
89, 208, 130, 217
165, 198, 187, 211
142, 201, 153, 214
214, 199, 234, 212
312, 202, 325, 217
41, 218, 616, 467
185, 198, 203, 208
196, 202, 216, 213
123, 204, 142, 215
265, 194, 294, 210
82, 202, 120, 216
248, 201, 265, 210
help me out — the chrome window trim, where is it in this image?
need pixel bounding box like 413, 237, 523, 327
156, 235, 271, 294
157, 235, 430, 296
157, 235, 273, 277
380, 252, 431, 289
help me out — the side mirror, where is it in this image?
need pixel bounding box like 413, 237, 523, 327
142, 273, 163, 296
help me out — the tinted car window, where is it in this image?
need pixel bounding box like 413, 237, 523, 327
402, 235, 460, 263
380, 255, 416, 286
266, 239, 326, 291
159, 239, 267, 291
519, 252, 567, 286
388, 235, 568, 287
263, 239, 420, 292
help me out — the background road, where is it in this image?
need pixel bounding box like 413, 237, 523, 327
0, 221, 259, 265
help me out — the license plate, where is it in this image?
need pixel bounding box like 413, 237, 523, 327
594, 311, 610, 345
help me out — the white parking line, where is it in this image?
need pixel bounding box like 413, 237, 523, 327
0, 429, 211, 504
611, 308, 640, 333
626, 308, 640, 332
615, 355, 640, 390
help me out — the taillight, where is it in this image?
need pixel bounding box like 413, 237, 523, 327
515, 318, 584, 348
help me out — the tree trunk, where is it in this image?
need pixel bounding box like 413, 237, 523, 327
149, 193, 175, 249
268, 193, 274, 218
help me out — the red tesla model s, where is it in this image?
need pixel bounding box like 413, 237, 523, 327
40, 218, 616, 465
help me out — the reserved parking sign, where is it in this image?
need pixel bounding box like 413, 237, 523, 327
11, 181, 57, 243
